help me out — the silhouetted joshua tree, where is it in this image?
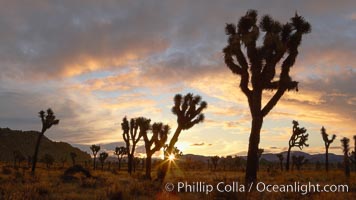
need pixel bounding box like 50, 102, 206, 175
276, 153, 284, 171
99, 152, 108, 170
70, 152, 77, 166
122, 117, 150, 175
292, 155, 308, 170
90, 144, 100, 170
160, 93, 207, 180
223, 10, 311, 183
211, 156, 220, 171
351, 135, 356, 171
32, 108, 60, 175
320, 126, 336, 172
340, 137, 350, 177
114, 146, 127, 171
286, 120, 309, 171
142, 122, 170, 179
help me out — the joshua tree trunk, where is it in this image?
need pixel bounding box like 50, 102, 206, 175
245, 116, 263, 183
93, 156, 96, 170
166, 127, 182, 156
325, 147, 329, 172
160, 126, 182, 179
31, 131, 44, 175
145, 154, 152, 179
127, 155, 133, 174
286, 146, 292, 171
118, 158, 122, 171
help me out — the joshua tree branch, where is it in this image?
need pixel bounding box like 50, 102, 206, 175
261, 87, 286, 117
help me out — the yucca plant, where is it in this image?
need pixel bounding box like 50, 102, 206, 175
341, 137, 350, 177
114, 146, 127, 171
31, 108, 59, 175
99, 152, 108, 170
142, 122, 170, 179
122, 117, 150, 175
90, 144, 100, 170
286, 120, 309, 171
320, 126, 336, 172
223, 10, 311, 183
159, 93, 207, 180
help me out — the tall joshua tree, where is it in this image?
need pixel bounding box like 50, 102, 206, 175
341, 137, 350, 177
32, 108, 60, 175
276, 153, 284, 171
142, 122, 170, 179
122, 117, 150, 175
223, 10, 311, 183
114, 146, 127, 171
99, 152, 108, 170
160, 93, 207, 179
90, 144, 100, 170
320, 126, 336, 172
286, 120, 309, 171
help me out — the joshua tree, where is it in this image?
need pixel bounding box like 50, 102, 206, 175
223, 10, 311, 183
122, 117, 150, 175
340, 137, 350, 177
320, 126, 336, 172
70, 152, 77, 166
286, 120, 309, 171
352, 135, 356, 171
99, 152, 108, 170
160, 93, 207, 180
211, 156, 220, 171
276, 153, 284, 171
292, 155, 308, 170
142, 122, 170, 179
90, 144, 100, 170
32, 108, 60, 175
41, 154, 55, 169
114, 146, 127, 171
257, 148, 264, 171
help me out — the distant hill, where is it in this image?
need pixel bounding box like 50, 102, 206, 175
180, 151, 343, 164
0, 127, 91, 163
259, 151, 343, 163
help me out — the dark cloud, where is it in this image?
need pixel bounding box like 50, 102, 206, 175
1, 0, 354, 81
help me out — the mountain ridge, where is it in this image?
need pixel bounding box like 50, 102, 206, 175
0, 127, 91, 163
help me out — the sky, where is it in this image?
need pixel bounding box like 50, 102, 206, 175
0, 0, 355, 157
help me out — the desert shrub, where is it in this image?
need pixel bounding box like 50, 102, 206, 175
61, 165, 92, 182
